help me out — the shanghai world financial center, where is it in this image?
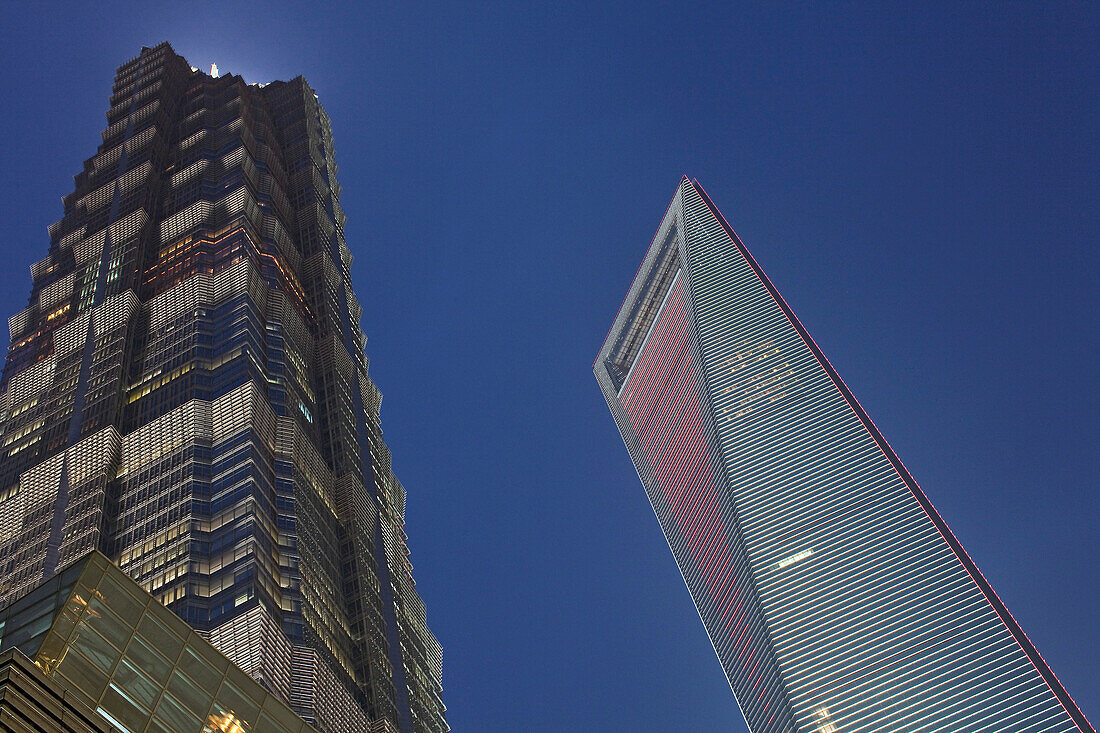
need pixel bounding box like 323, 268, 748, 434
595, 179, 1092, 732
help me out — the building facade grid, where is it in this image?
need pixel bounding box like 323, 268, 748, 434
0, 43, 445, 733
595, 178, 1092, 733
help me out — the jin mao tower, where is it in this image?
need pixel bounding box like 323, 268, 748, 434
0, 43, 446, 733
595, 178, 1092, 733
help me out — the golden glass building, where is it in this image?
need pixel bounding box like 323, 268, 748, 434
595, 178, 1093, 733
0, 551, 321, 732
0, 43, 445, 733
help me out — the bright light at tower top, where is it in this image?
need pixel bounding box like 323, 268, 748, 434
186, 57, 279, 89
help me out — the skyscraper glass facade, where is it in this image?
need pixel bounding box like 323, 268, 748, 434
595, 178, 1093, 733
0, 43, 445, 733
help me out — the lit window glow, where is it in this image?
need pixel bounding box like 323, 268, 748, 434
776, 548, 813, 569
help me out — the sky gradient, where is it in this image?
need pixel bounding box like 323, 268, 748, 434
1, 3, 1096, 731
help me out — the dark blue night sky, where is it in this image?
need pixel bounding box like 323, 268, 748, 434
1, 3, 1096, 731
